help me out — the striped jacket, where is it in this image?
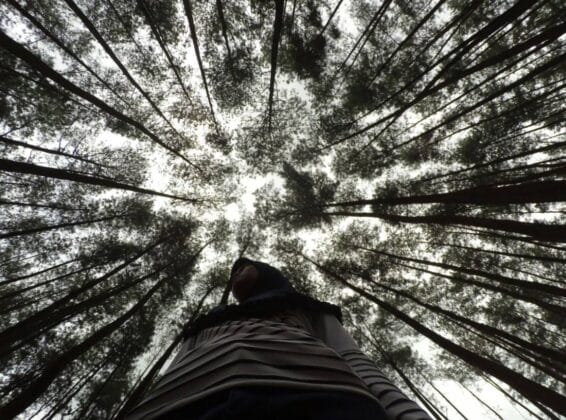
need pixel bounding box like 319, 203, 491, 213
126, 307, 431, 420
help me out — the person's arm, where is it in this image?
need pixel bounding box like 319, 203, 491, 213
310, 312, 432, 420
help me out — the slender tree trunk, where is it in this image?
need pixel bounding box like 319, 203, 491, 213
0, 213, 127, 240
0, 135, 105, 169
75, 352, 128, 419
354, 244, 566, 298
215, 0, 232, 61
2, 257, 79, 284
0, 199, 85, 212
41, 351, 112, 420
319, 0, 344, 36
137, 0, 192, 101
363, 330, 448, 420
103, 0, 157, 78
393, 259, 565, 317
334, 35, 565, 151
322, 180, 566, 208
266, 0, 285, 132
340, 0, 393, 81
367, 0, 447, 86
481, 375, 549, 420
182, 0, 219, 132
425, 377, 470, 420
324, 211, 566, 243
416, 240, 566, 267
0, 264, 100, 301
0, 159, 198, 202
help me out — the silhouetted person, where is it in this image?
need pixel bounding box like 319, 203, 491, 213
126, 258, 431, 419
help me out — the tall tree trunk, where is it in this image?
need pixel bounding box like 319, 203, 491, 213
2, 257, 79, 284
41, 351, 112, 420
215, 0, 232, 61
182, 0, 219, 132
0, 213, 127, 240
0, 159, 198, 202
0, 135, 106, 170
0, 199, 85, 212
0, 263, 101, 301
367, 0, 448, 86
353, 244, 566, 298
481, 374, 549, 420
363, 330, 449, 420
322, 180, 566, 208
319, 0, 344, 36
267, 0, 285, 132
324, 211, 566, 243
137, 0, 192, 102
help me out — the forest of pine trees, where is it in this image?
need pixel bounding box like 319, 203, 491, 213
0, 0, 564, 418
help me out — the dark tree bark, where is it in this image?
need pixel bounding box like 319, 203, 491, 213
319, 0, 344, 36
2, 258, 79, 284
332, 0, 391, 82
322, 180, 566, 208
323, 211, 566, 243
0, 264, 100, 301
363, 331, 449, 420
355, 270, 565, 365
367, 0, 448, 86
340, 0, 393, 80
1, 135, 109, 168
330, 19, 564, 151
0, 213, 127, 240
215, 0, 232, 61
41, 351, 112, 420
394, 260, 565, 319
182, 0, 219, 131
481, 374, 549, 420
412, 139, 566, 187
137, 0, 192, 101
267, 0, 285, 132
0, 199, 84, 212
0, 159, 199, 202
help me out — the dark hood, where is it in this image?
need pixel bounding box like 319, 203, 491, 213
230, 257, 296, 303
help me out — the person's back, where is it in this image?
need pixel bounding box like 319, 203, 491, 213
125, 258, 431, 420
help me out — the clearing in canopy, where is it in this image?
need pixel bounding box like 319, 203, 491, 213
0, 0, 565, 418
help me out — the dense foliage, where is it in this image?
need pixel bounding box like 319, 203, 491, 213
1, 0, 565, 418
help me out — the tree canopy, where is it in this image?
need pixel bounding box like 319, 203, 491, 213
1, 0, 565, 418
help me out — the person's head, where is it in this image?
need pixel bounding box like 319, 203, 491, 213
230, 258, 294, 303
